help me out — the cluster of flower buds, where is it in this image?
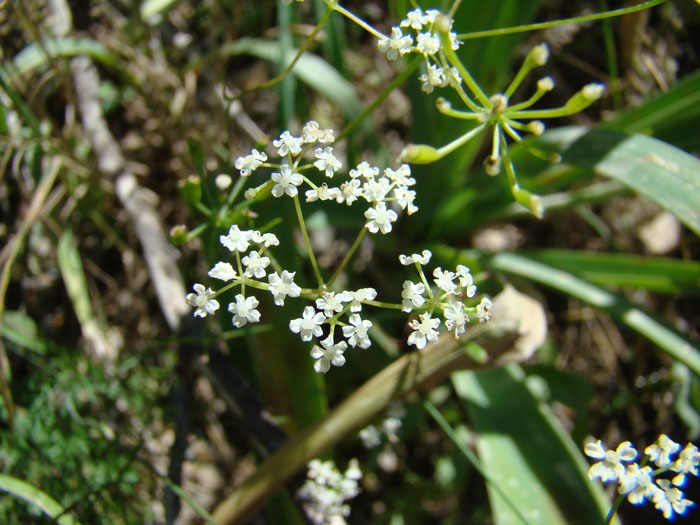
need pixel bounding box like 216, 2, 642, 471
585, 434, 699, 520
297, 458, 362, 525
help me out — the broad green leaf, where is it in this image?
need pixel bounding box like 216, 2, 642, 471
522, 250, 700, 294
487, 251, 700, 377
217, 38, 361, 117
0, 310, 47, 355
0, 474, 80, 525
454, 365, 617, 525
562, 129, 700, 236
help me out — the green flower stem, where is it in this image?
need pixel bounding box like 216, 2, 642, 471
184, 222, 209, 242
457, 0, 668, 40
194, 201, 213, 217
327, 226, 367, 287
221, 174, 248, 216
502, 141, 543, 218
502, 122, 523, 143
504, 55, 535, 99
331, 2, 386, 40
363, 300, 404, 310
436, 15, 491, 108
507, 106, 586, 119
449, 76, 483, 113
336, 56, 422, 143
435, 104, 482, 120
293, 194, 325, 288
436, 123, 488, 159
603, 494, 625, 525
507, 88, 547, 112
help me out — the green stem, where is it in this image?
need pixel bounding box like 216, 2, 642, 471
293, 194, 325, 288
331, 3, 386, 39
327, 226, 367, 287
457, 0, 668, 40
603, 494, 625, 525
436, 123, 488, 159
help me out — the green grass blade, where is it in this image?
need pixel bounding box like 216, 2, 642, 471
521, 250, 700, 294
453, 365, 618, 525
0, 474, 81, 525
562, 129, 700, 236
216, 38, 362, 118
487, 252, 700, 376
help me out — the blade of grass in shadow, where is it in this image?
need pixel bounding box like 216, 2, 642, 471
0, 474, 80, 525
453, 365, 619, 525
487, 251, 700, 376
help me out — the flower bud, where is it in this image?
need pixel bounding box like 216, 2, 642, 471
400, 144, 441, 164
181, 174, 202, 204
436, 97, 452, 113
582, 82, 605, 101
537, 76, 554, 92
490, 94, 508, 114
531, 42, 549, 66
244, 188, 258, 200
170, 224, 188, 245
529, 120, 545, 136
215, 173, 232, 191
564, 83, 605, 113
484, 155, 501, 176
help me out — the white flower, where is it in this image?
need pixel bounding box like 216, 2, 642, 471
271, 164, 303, 198
273, 131, 304, 156
385, 164, 415, 186
337, 179, 363, 206
408, 312, 440, 350
399, 250, 432, 266
584, 440, 638, 482
234, 148, 267, 176
314, 147, 342, 177
416, 32, 440, 55
310, 336, 347, 373
268, 270, 301, 306
258, 232, 280, 247
306, 183, 340, 202
186, 283, 219, 318
359, 425, 381, 448
645, 434, 681, 468
393, 186, 418, 214
476, 297, 492, 322
433, 267, 457, 294
241, 250, 270, 278
618, 464, 660, 505
215, 173, 232, 190
401, 8, 430, 30
220, 225, 253, 253
364, 202, 398, 234
362, 176, 391, 203
671, 443, 700, 486
377, 27, 413, 60
342, 314, 372, 349
456, 265, 476, 297
302, 120, 335, 143
654, 479, 694, 519
316, 291, 350, 317
444, 302, 467, 338
228, 294, 261, 327
419, 64, 447, 93
349, 161, 379, 180
401, 280, 426, 313
290, 306, 326, 341
347, 288, 377, 312
208, 262, 237, 282
446, 66, 462, 87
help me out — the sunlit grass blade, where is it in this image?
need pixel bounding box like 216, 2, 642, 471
453, 365, 619, 525
0, 474, 81, 525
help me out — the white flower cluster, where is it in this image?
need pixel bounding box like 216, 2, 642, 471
186, 226, 300, 328
233, 121, 418, 235
399, 250, 492, 350
377, 8, 462, 94
298, 458, 362, 525
359, 403, 406, 448
585, 434, 699, 520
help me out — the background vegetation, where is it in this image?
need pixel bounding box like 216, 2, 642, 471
1, 0, 700, 523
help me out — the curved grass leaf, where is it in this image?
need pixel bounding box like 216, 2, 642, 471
453, 365, 617, 525
217, 38, 361, 117
487, 251, 700, 377
522, 250, 700, 294
562, 129, 700, 236
0, 474, 80, 525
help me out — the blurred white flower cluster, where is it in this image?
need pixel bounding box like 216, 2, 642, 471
585, 434, 699, 520
298, 458, 362, 525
